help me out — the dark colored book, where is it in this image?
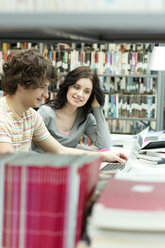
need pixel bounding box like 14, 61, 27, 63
141, 140, 165, 150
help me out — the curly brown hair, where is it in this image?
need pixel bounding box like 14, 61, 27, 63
2, 48, 58, 95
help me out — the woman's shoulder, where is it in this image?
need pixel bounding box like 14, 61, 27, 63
39, 104, 52, 110
38, 104, 55, 113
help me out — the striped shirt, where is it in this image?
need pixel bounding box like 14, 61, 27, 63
0, 97, 50, 152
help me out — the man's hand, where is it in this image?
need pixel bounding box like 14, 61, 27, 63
0, 143, 15, 153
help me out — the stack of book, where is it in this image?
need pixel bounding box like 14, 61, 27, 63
0, 152, 102, 248
138, 138, 165, 166
88, 177, 165, 248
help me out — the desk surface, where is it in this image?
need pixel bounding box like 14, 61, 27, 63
111, 133, 135, 149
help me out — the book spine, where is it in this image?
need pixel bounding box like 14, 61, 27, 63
25, 166, 43, 248
2, 164, 13, 248
11, 166, 21, 248
64, 165, 80, 248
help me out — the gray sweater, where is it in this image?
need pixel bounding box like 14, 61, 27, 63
32, 105, 111, 152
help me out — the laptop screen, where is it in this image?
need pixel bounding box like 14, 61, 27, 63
123, 127, 149, 172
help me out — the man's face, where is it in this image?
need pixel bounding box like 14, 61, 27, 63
19, 80, 50, 109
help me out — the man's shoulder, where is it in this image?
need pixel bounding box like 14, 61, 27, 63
0, 108, 12, 125
27, 107, 46, 125
24, 107, 39, 122
0, 108, 9, 117
27, 107, 37, 114
0, 97, 9, 115
0, 96, 7, 109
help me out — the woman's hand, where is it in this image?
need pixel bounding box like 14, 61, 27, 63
91, 95, 100, 108
102, 150, 128, 164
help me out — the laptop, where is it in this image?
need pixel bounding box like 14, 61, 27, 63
100, 126, 149, 174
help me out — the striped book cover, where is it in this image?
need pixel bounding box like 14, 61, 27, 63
0, 152, 101, 248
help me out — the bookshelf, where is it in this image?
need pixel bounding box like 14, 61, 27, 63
100, 73, 159, 134
43, 42, 161, 134
0, 41, 163, 134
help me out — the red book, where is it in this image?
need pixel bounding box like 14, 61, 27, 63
3, 165, 13, 248
0, 153, 102, 248
39, 166, 71, 248
92, 178, 165, 231
25, 166, 44, 248
3, 51, 8, 63
11, 166, 21, 248
52, 50, 56, 66
75, 156, 101, 245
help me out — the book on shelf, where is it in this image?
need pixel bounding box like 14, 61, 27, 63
0, 42, 159, 134
0, 42, 153, 75
0, 152, 102, 248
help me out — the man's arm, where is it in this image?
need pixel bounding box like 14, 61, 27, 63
0, 142, 15, 153
0, 111, 15, 153
34, 135, 128, 163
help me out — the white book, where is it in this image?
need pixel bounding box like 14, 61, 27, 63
138, 153, 165, 162
146, 150, 165, 158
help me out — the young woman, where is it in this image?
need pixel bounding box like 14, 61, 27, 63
32, 66, 111, 152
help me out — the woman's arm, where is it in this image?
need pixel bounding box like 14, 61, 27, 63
85, 107, 111, 149
84, 95, 111, 149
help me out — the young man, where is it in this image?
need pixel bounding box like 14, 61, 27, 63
0, 49, 127, 163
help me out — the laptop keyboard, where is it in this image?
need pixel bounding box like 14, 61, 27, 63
100, 162, 125, 173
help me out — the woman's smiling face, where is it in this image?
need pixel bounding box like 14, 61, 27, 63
66, 78, 93, 108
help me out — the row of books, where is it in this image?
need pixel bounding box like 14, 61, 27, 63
0, 42, 153, 53
0, 42, 154, 75
67, 50, 151, 75
101, 76, 157, 94
47, 74, 158, 96
137, 136, 165, 165
106, 119, 156, 134
0, 152, 102, 248
0, 0, 69, 13
0, 49, 152, 75
104, 94, 156, 119
0, 0, 164, 13
46, 75, 157, 96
